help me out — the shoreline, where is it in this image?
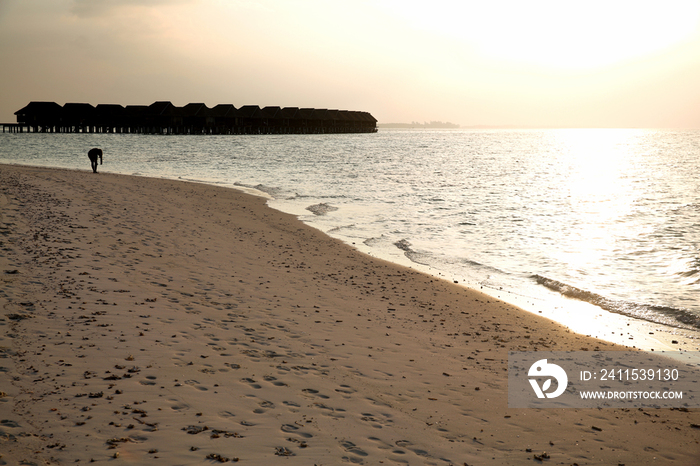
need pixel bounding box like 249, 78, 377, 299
152, 171, 700, 354
1, 164, 698, 464
267, 196, 700, 354
2, 133, 699, 351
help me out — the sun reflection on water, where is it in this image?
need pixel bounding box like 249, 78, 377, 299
552, 129, 646, 276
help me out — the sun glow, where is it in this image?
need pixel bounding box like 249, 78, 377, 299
385, 0, 700, 70
557, 129, 639, 214
552, 129, 642, 271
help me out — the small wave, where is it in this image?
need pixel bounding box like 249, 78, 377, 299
286, 193, 350, 200
363, 236, 387, 247
677, 269, 700, 286
306, 203, 339, 216
327, 224, 356, 233
392, 239, 431, 265
394, 238, 412, 252
233, 182, 283, 198
176, 176, 213, 184
532, 274, 700, 330
392, 239, 487, 271
675, 259, 700, 285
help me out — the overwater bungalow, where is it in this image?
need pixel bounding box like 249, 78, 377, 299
6, 101, 377, 134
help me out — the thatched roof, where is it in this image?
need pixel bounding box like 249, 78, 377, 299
15, 101, 62, 117
238, 105, 262, 119
210, 104, 237, 118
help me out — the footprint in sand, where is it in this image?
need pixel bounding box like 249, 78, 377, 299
139, 375, 157, 385
183, 379, 208, 391
393, 440, 432, 459
0, 419, 21, 428
340, 439, 369, 457
366, 436, 394, 451
359, 412, 394, 429
169, 402, 189, 412
263, 375, 288, 387
253, 400, 275, 414
280, 423, 313, 439
301, 388, 329, 399
312, 402, 346, 419
335, 384, 357, 397
241, 377, 261, 389
339, 440, 370, 464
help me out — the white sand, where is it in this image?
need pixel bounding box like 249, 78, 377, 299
0, 164, 698, 465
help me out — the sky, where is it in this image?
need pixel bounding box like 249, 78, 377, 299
2, 0, 700, 128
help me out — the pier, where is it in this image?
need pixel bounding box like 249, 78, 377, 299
2, 124, 27, 133
7, 101, 378, 135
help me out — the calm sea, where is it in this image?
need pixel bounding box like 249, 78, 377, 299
1, 129, 698, 337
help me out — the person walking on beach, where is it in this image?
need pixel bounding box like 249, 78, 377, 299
88, 148, 103, 173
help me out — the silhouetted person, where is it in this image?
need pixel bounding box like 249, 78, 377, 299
88, 148, 103, 173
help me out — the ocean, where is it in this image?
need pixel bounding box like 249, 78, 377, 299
1, 129, 698, 343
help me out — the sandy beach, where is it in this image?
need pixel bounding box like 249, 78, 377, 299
0, 164, 698, 465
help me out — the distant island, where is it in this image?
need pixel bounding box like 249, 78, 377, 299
378, 123, 576, 130
378, 121, 460, 129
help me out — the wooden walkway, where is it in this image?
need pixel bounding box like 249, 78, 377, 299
2, 123, 28, 133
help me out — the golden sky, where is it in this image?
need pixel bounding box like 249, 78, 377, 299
2, 0, 700, 127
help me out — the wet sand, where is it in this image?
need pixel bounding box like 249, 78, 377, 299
0, 164, 698, 465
